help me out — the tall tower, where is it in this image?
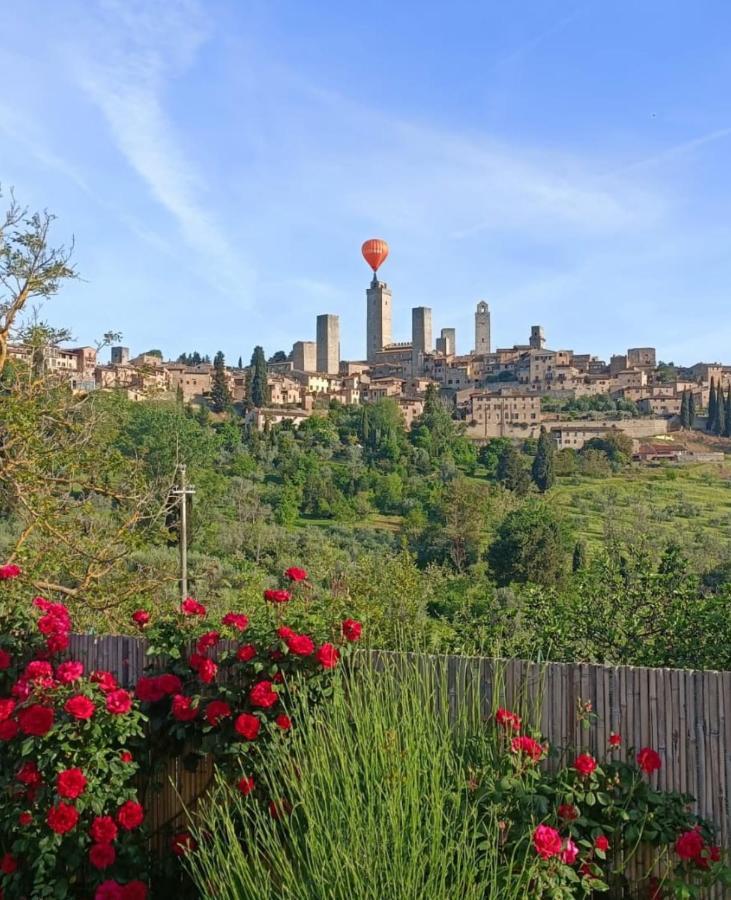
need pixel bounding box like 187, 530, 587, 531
474, 301, 491, 354
411, 307, 432, 355
529, 325, 545, 350
437, 327, 456, 356
366, 278, 392, 363
316, 314, 340, 374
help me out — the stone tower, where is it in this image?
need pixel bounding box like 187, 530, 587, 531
529, 325, 545, 350
411, 307, 432, 355
316, 314, 340, 374
366, 277, 392, 363
474, 301, 490, 354
438, 327, 456, 356
292, 340, 316, 372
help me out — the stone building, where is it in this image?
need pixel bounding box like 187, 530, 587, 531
316, 314, 340, 374
474, 301, 490, 354
366, 277, 393, 363
292, 341, 316, 373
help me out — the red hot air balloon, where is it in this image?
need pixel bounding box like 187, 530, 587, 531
361, 239, 389, 273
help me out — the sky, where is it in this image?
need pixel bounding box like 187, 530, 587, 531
1, 0, 731, 365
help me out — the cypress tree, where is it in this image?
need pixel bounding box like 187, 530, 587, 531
725, 387, 731, 438
237, 355, 243, 369
688, 391, 696, 430
572, 540, 587, 573
715, 385, 727, 436
531, 426, 555, 492
211, 350, 231, 412
679, 390, 690, 428
707, 378, 717, 430
249, 346, 268, 409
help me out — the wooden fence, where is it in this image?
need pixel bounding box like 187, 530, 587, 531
68, 635, 731, 853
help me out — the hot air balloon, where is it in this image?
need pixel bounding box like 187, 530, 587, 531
361, 239, 389, 273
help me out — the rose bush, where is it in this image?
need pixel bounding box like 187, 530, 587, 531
0, 564, 362, 898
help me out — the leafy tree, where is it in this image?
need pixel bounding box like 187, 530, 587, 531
572, 540, 587, 572
495, 444, 530, 495
707, 378, 716, 431
487, 500, 569, 586
478, 438, 512, 478
411, 384, 473, 466
531, 427, 555, 492
249, 346, 268, 409
268, 350, 288, 364
140, 348, 163, 359
582, 430, 633, 466
679, 390, 690, 429
211, 350, 231, 412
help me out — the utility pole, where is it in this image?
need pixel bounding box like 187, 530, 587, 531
172, 464, 195, 602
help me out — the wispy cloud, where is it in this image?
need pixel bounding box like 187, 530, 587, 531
609, 127, 731, 176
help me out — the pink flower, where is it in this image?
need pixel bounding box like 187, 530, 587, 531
56, 661, 84, 684
315, 643, 340, 669
284, 566, 308, 582
0, 563, 22, 580
573, 753, 597, 777
561, 838, 579, 865
222, 612, 249, 631
90, 815, 118, 844
106, 689, 133, 715
181, 597, 207, 617
122, 882, 148, 900
637, 747, 662, 774
116, 800, 144, 831
170, 832, 196, 856
91, 670, 119, 693
533, 824, 562, 859
0, 698, 16, 721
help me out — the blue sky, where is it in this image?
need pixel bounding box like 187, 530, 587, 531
2, 0, 731, 365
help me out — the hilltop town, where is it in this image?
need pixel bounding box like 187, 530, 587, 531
11, 240, 731, 458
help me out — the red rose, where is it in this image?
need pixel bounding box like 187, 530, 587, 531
236, 644, 256, 662
237, 775, 255, 795
204, 700, 231, 727
249, 680, 278, 708
574, 753, 597, 777
341, 619, 362, 642
637, 747, 662, 774
275, 714, 291, 730
56, 661, 84, 684
198, 658, 218, 684
284, 566, 308, 582
558, 803, 579, 821
135, 677, 164, 703
0, 649, 12, 669
181, 598, 206, 617
57, 767, 87, 799
47, 802, 79, 834
533, 824, 562, 859
157, 673, 182, 695
560, 838, 579, 865
120, 750, 133, 763
268, 798, 291, 820
19, 812, 32, 826
47, 633, 70, 654
131, 610, 150, 629
609, 732, 622, 747
0, 720, 18, 741
16, 761, 41, 785
90, 815, 118, 844
64, 695, 96, 720
222, 613, 249, 631
510, 735, 544, 762
495, 707, 521, 731
315, 643, 340, 669
0, 563, 22, 580
675, 828, 705, 861
95, 882, 124, 900
172, 694, 198, 722
90, 843, 116, 870
106, 689, 133, 715
234, 713, 260, 740
18, 703, 54, 736
170, 832, 196, 856
24, 660, 53, 681
122, 882, 148, 900
91, 670, 119, 693
284, 633, 315, 657
116, 800, 144, 831
195, 631, 220, 654
264, 589, 291, 603
595, 835, 610, 852
0, 853, 17, 874
0, 698, 16, 721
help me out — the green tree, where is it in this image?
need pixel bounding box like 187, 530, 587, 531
249, 346, 268, 409
725, 387, 731, 439
679, 390, 690, 428
707, 378, 716, 431
688, 390, 696, 429
237, 356, 243, 369
211, 350, 231, 413
582, 430, 633, 466
531, 427, 555, 492
713, 382, 726, 436
495, 444, 530, 495
487, 500, 569, 586
572, 540, 587, 572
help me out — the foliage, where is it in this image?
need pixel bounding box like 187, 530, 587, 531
210, 351, 231, 413
248, 346, 267, 409
487, 500, 569, 587
532, 427, 555, 492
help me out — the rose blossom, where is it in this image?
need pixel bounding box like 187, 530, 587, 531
609, 732, 622, 747
18, 812, 32, 826
116, 800, 144, 830
18, 703, 54, 736
560, 838, 579, 865
171, 695, 198, 722
595, 835, 610, 852
557, 803, 579, 821
495, 707, 522, 731
675, 828, 705, 862
0, 563, 22, 580
236, 644, 256, 662
275, 714, 292, 730
341, 618, 362, 642
637, 747, 662, 774
222, 612, 249, 631
16, 761, 42, 785
510, 735, 544, 762
0, 698, 16, 721
95, 882, 124, 900
196, 631, 220, 654
283, 632, 315, 657
106, 690, 133, 715
204, 700, 231, 726
0, 720, 18, 741
249, 680, 278, 708
237, 775, 255, 795
57, 767, 87, 799
181, 598, 206, 617
91, 670, 119, 693
64, 694, 96, 720
234, 713, 260, 741
284, 566, 308, 582
131, 610, 150, 628
56, 661, 84, 684
264, 589, 291, 603
47, 803, 79, 834
90, 815, 119, 844
315, 643, 340, 669
90, 843, 116, 870
573, 753, 597, 777
533, 824, 562, 859
120, 750, 133, 764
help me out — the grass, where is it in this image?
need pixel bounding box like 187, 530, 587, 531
185, 659, 539, 900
